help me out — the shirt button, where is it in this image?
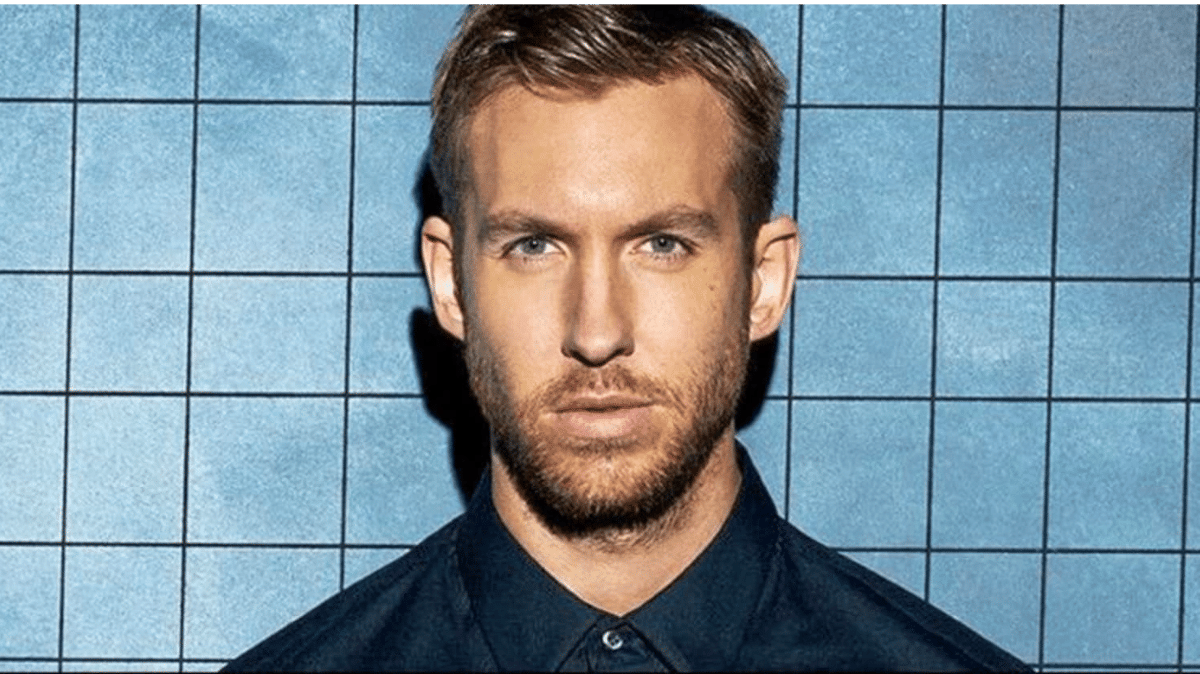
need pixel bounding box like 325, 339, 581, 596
601, 629, 624, 651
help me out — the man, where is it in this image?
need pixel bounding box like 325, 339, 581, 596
226, 6, 1030, 672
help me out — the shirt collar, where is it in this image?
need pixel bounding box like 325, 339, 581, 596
457, 469, 598, 671
457, 445, 781, 671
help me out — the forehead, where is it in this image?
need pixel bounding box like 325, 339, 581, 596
463, 76, 737, 231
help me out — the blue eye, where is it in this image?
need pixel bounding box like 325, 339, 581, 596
515, 236, 549, 255
646, 235, 688, 257
650, 236, 677, 253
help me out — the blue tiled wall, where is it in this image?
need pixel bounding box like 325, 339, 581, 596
0, 5, 1196, 671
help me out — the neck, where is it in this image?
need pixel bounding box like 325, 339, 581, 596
491, 428, 742, 616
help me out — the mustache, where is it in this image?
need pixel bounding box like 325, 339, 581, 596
528, 364, 684, 411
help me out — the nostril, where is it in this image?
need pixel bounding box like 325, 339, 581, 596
562, 260, 634, 366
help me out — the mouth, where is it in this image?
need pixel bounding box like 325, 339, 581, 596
556, 393, 654, 414
551, 394, 655, 439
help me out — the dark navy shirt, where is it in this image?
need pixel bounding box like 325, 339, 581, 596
224, 448, 1031, 672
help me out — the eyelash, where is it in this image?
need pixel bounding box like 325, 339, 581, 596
648, 233, 692, 254
508, 236, 554, 257
502, 234, 695, 263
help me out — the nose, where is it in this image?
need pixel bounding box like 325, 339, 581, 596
562, 253, 634, 366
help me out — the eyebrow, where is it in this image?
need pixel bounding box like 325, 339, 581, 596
478, 206, 720, 249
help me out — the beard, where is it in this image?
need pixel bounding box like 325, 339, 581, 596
465, 324, 749, 541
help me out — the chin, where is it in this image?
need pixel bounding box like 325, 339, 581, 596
495, 414, 727, 540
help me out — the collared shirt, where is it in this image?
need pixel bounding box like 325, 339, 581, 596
224, 447, 1031, 672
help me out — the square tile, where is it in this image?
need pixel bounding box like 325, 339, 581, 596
936, 281, 1050, 397
1062, 5, 1196, 107
736, 399, 789, 512
1057, 113, 1193, 278
78, 5, 195, 99
346, 398, 464, 545
195, 105, 351, 272
352, 106, 429, 273
791, 280, 933, 396
357, 5, 463, 101
63, 662, 179, 673
1049, 403, 1184, 549
1040, 668, 1178, 674
62, 546, 181, 658
798, 110, 938, 275
0, 546, 60, 657
349, 278, 426, 394
199, 5, 353, 100
929, 553, 1042, 664
1043, 553, 1178, 665
801, 5, 940, 104
776, 107, 797, 222
183, 548, 339, 660
0, 276, 67, 391
188, 397, 343, 544
191, 277, 346, 393
1054, 282, 1189, 398
932, 402, 1045, 548
1193, 412, 1200, 551
0, 104, 72, 270
74, 105, 193, 271
1186, 554, 1199, 664
0, 5, 74, 97
344, 548, 407, 588
69, 276, 189, 392
762, 294, 792, 399
844, 551, 925, 599
712, 5, 799, 104
0, 397, 63, 541
66, 397, 184, 542
939, 111, 1055, 277
943, 5, 1059, 106
790, 401, 929, 547
0, 661, 57, 672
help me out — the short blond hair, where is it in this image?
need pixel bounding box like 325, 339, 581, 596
430, 5, 787, 245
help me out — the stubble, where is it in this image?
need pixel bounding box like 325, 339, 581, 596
465, 323, 749, 546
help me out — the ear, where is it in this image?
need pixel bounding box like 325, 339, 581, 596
748, 215, 801, 342
421, 215, 466, 341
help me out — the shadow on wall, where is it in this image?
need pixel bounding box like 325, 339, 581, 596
405, 154, 778, 506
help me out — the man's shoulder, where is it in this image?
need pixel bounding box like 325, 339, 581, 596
742, 520, 1033, 672
222, 516, 493, 672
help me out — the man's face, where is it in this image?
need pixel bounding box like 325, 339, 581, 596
457, 76, 752, 537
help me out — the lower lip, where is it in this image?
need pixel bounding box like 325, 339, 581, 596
553, 406, 654, 439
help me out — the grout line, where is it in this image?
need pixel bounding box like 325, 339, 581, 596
0, 659, 1194, 671
9, 390, 1200, 404
0, 269, 425, 278
338, 3, 361, 593
7, 390, 1200, 404
4, 539, 1196, 555
0, 96, 428, 106
1177, 7, 1200, 670
1037, 6, 1067, 670
55, 8, 82, 671
0, 96, 1194, 114
0, 541, 421, 551
796, 274, 1196, 283
923, 4, 949, 603
0, 390, 427, 399
176, 5, 203, 670
6, 268, 1200, 283
789, 103, 1196, 114
784, 2, 804, 524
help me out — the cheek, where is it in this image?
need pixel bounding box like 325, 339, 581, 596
636, 266, 747, 358
469, 272, 564, 387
